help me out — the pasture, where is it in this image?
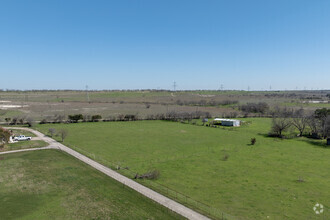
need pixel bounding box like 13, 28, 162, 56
1, 140, 48, 152
1, 90, 329, 122
0, 150, 182, 220
36, 118, 330, 219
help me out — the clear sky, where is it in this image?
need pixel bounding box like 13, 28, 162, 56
0, 0, 329, 91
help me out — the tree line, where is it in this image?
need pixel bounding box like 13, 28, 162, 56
270, 107, 330, 141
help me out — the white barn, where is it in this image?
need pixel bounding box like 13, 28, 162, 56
213, 118, 240, 127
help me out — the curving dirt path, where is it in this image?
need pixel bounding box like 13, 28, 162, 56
4, 127, 210, 220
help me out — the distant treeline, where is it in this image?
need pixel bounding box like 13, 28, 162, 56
4, 111, 212, 126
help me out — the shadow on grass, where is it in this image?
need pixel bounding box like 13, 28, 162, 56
257, 133, 297, 140
305, 139, 328, 148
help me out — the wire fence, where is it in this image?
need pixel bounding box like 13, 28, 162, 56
62, 143, 329, 220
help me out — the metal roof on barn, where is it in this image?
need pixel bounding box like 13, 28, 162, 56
213, 118, 240, 122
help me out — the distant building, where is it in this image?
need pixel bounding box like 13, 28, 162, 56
213, 118, 240, 127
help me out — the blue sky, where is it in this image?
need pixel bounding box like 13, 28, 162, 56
0, 0, 329, 90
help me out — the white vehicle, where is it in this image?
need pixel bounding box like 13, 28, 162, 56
14, 135, 32, 141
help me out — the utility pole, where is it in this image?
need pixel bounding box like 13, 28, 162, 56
248, 86, 250, 91
173, 81, 177, 92
269, 85, 272, 91
86, 85, 90, 102
220, 84, 224, 91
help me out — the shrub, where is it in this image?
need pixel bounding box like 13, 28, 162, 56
39, 119, 48, 124
296, 176, 305, 183
134, 169, 160, 180
222, 154, 229, 161
251, 138, 256, 145
124, 114, 137, 121
68, 114, 83, 123
91, 115, 102, 122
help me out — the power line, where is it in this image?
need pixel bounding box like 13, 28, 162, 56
173, 81, 177, 91
86, 85, 90, 102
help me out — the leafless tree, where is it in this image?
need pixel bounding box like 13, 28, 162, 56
322, 115, 330, 139
271, 117, 292, 137
11, 117, 18, 125
270, 107, 293, 137
307, 115, 319, 137
26, 117, 34, 127
58, 129, 68, 142
291, 109, 308, 137
18, 117, 26, 125
48, 128, 56, 137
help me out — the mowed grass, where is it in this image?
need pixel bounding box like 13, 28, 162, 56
37, 119, 330, 219
0, 150, 183, 220
1, 140, 48, 152
10, 129, 37, 137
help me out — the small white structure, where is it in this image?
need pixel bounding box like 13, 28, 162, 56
213, 118, 240, 127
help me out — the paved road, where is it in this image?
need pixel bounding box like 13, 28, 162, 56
4, 127, 211, 220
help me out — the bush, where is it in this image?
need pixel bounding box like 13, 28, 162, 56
68, 114, 83, 123
134, 169, 160, 180
222, 154, 229, 161
91, 115, 102, 122
251, 138, 256, 145
39, 119, 48, 124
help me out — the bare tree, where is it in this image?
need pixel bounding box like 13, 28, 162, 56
58, 129, 68, 142
315, 108, 330, 138
11, 117, 18, 125
270, 107, 293, 137
18, 117, 26, 125
26, 117, 34, 127
326, 116, 330, 145
307, 115, 319, 138
291, 109, 308, 137
48, 128, 56, 137
271, 117, 292, 137
319, 115, 330, 139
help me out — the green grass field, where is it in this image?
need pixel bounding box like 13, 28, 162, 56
0, 150, 182, 220
10, 129, 37, 137
1, 140, 48, 152
36, 119, 329, 219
